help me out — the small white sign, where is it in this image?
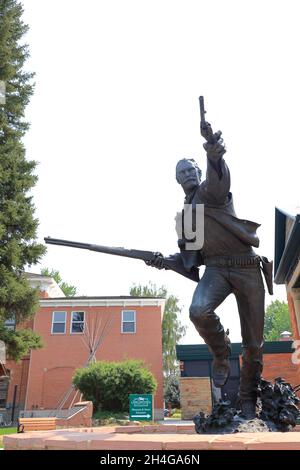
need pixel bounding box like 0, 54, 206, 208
0, 81, 6, 105
0, 340, 6, 364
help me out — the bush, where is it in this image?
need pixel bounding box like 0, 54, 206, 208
164, 374, 180, 408
73, 359, 157, 412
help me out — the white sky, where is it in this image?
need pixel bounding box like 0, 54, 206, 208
21, 0, 299, 344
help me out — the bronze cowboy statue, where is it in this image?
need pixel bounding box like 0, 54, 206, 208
146, 96, 273, 419
44, 96, 273, 420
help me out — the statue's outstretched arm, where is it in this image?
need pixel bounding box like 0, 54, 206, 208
199, 97, 226, 180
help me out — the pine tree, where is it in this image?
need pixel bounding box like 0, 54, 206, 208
0, 0, 45, 360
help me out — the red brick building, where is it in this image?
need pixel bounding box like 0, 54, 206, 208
1, 274, 165, 421
274, 207, 300, 385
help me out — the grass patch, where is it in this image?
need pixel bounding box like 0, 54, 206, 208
164, 408, 182, 419
170, 410, 182, 419
93, 410, 130, 426
0, 427, 18, 435
0, 427, 18, 449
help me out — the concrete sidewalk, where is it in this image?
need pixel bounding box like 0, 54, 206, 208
4, 425, 300, 450
158, 418, 193, 425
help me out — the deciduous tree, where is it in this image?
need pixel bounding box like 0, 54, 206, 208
264, 300, 291, 341
41, 268, 77, 297
130, 282, 186, 376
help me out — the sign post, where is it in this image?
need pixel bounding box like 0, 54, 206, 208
129, 394, 153, 421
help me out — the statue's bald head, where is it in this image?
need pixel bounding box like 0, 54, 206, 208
176, 158, 202, 192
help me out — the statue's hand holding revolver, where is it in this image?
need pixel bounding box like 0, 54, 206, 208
199, 96, 226, 162
203, 132, 226, 162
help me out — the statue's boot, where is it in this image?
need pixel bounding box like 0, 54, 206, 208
240, 399, 256, 419
212, 358, 230, 388
212, 335, 231, 388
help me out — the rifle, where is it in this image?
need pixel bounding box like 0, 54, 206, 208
199, 95, 216, 144
44, 237, 199, 283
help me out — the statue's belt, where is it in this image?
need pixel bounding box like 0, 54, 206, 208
204, 255, 261, 268
203, 254, 274, 295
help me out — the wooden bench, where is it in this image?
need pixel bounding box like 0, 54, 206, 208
18, 417, 57, 433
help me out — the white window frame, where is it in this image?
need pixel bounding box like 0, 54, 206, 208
70, 311, 85, 334
121, 310, 136, 334
51, 311, 67, 335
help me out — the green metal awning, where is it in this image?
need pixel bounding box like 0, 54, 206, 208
176, 341, 295, 361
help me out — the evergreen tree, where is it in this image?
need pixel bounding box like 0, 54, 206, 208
41, 267, 77, 297
130, 282, 186, 376
0, 0, 45, 360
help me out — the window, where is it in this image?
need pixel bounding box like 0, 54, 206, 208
71, 311, 85, 334
51, 311, 66, 334
4, 316, 15, 331
121, 310, 136, 333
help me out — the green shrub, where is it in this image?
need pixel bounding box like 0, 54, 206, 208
73, 359, 157, 412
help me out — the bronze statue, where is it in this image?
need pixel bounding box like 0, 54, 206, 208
147, 96, 273, 419
44, 96, 273, 420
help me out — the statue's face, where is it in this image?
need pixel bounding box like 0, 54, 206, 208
176, 160, 201, 192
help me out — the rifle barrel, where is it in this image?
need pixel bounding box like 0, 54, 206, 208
44, 237, 200, 283
44, 237, 153, 260
45, 237, 92, 250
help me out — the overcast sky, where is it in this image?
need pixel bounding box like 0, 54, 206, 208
21, 0, 299, 344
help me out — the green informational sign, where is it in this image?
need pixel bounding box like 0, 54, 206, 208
129, 394, 153, 421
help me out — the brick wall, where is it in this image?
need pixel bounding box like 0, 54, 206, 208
262, 353, 300, 393
56, 401, 93, 428
6, 356, 30, 408
26, 303, 164, 417
288, 294, 300, 340
238, 352, 300, 394
179, 377, 212, 419
5, 318, 34, 409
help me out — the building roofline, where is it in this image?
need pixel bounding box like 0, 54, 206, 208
24, 272, 50, 278
39, 296, 166, 308
25, 272, 65, 297
40, 296, 166, 300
